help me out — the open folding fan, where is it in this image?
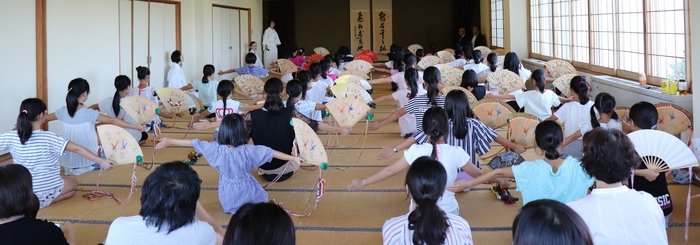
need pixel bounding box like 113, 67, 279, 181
487, 70, 525, 94
545, 59, 577, 78
156, 87, 195, 114
441, 48, 455, 55
508, 113, 540, 148
335, 74, 372, 90
234, 75, 265, 94
331, 83, 372, 103
313, 47, 330, 56
339, 69, 370, 80
120, 96, 158, 125
417, 56, 442, 70
473, 46, 491, 56
553, 74, 577, 98
627, 130, 698, 172
407, 44, 423, 55
437, 50, 456, 63
496, 55, 505, 68
291, 118, 328, 166
326, 97, 370, 127
433, 65, 462, 87
655, 103, 693, 136
276, 59, 298, 74
344, 60, 374, 74
97, 125, 144, 165
472, 99, 515, 129
308, 54, 324, 63
360, 50, 378, 61
353, 54, 373, 64
492, 48, 506, 56
441, 86, 477, 107
615, 106, 630, 123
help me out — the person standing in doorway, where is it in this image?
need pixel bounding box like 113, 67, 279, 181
457, 27, 468, 49
471, 26, 487, 48
263, 20, 281, 69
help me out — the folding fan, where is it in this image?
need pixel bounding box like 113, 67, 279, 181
187, 94, 203, 114
496, 55, 505, 68
339, 69, 370, 80
615, 106, 630, 123
331, 83, 372, 103
313, 47, 330, 56
545, 59, 577, 78
97, 125, 143, 165
627, 129, 698, 171
234, 75, 265, 94
407, 44, 423, 55
276, 59, 298, 74
487, 70, 525, 94
291, 118, 328, 166
655, 103, 693, 136
360, 50, 378, 61
472, 99, 515, 129
120, 96, 158, 125
432, 65, 462, 87
473, 46, 491, 56
553, 74, 577, 98
437, 51, 456, 63
492, 48, 506, 56
343, 60, 374, 74
325, 97, 371, 127
156, 87, 194, 114
335, 74, 372, 90
508, 113, 540, 148
308, 54, 324, 63
353, 54, 373, 64
441, 48, 455, 55
441, 86, 477, 107
417, 56, 442, 70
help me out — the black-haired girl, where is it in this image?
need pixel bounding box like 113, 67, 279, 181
513, 199, 593, 245
561, 92, 621, 148
198, 80, 261, 142
461, 50, 489, 74
192, 64, 219, 109
286, 80, 326, 119
96, 75, 148, 144
486, 69, 568, 120
129, 66, 157, 104
224, 202, 296, 245
371, 68, 426, 136
545, 75, 593, 158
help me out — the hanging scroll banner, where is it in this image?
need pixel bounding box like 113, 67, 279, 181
373, 10, 392, 54
351, 10, 371, 55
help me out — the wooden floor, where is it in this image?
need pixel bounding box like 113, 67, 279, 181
34, 80, 700, 244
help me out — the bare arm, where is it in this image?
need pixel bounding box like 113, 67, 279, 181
198, 110, 212, 120
369, 108, 407, 131
154, 137, 193, 149
240, 104, 264, 112
372, 94, 394, 105
314, 104, 327, 110
97, 114, 146, 131
272, 151, 304, 166
545, 115, 558, 121
180, 84, 194, 90
218, 69, 236, 76
494, 135, 526, 153
484, 92, 515, 100
193, 120, 221, 130
561, 130, 582, 148
368, 76, 393, 85
348, 157, 410, 190
44, 113, 57, 122
88, 104, 100, 110
61, 222, 76, 245
448, 167, 514, 192
558, 97, 574, 103
195, 201, 226, 236
478, 76, 488, 84
318, 122, 352, 136
65, 142, 116, 170
378, 137, 417, 161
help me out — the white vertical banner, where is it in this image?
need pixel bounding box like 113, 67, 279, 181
350, 10, 370, 54
372, 10, 391, 53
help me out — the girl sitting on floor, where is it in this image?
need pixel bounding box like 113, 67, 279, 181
513, 199, 593, 245
545, 76, 594, 158
156, 113, 304, 213
485, 69, 568, 120
460, 69, 484, 100
448, 120, 594, 204
192, 64, 220, 110
561, 92, 621, 148
286, 80, 326, 119
96, 75, 148, 144
461, 50, 488, 74
371, 68, 426, 137
198, 80, 261, 142
224, 202, 296, 245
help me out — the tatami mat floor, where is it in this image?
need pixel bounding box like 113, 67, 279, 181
31, 77, 700, 244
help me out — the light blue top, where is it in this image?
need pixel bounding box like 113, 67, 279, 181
192, 80, 220, 107
512, 156, 594, 205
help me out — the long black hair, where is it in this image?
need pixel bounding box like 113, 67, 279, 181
406, 156, 450, 245
393, 48, 406, 71
319, 59, 330, 80
569, 76, 590, 104
513, 199, 593, 245
403, 53, 417, 69
217, 80, 235, 117
532, 69, 546, 93
445, 90, 474, 140
405, 68, 420, 99
223, 202, 296, 245
17, 98, 47, 145
263, 78, 285, 115
462, 44, 474, 61
218, 114, 248, 147
0, 164, 38, 219
423, 67, 441, 107
422, 107, 449, 159
472, 50, 483, 64
460, 69, 478, 89
503, 52, 521, 76
297, 70, 312, 100
66, 78, 90, 117
112, 75, 131, 117
487, 53, 498, 72
590, 92, 618, 128
629, 101, 658, 130
285, 80, 305, 109
202, 64, 215, 84
136, 66, 150, 80
535, 121, 563, 160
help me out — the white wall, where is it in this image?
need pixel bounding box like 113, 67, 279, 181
480, 0, 490, 48
504, 0, 528, 57
690, 0, 700, 138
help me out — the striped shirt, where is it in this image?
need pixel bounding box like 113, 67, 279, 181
405, 94, 446, 131
382, 213, 473, 245
236, 65, 269, 78
0, 130, 68, 192
414, 118, 497, 169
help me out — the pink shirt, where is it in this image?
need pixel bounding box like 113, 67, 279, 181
290, 56, 306, 67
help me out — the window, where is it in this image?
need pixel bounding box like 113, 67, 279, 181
491, 0, 504, 48
529, 0, 688, 85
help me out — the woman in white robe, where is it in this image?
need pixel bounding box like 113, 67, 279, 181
263, 21, 281, 68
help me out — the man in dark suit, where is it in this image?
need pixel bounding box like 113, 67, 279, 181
457, 27, 469, 49
471, 26, 487, 48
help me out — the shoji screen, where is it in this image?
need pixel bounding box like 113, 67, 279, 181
213, 6, 251, 81
131, 1, 177, 89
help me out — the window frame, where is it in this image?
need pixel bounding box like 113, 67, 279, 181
489, 0, 505, 49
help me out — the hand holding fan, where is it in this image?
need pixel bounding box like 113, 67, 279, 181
487, 70, 525, 94
344, 60, 374, 74
291, 118, 328, 166
433, 64, 463, 87
97, 125, 144, 165
441, 86, 477, 107
655, 103, 693, 136
407, 44, 423, 55
545, 59, 577, 78
472, 99, 515, 129
508, 113, 539, 148
308, 54, 324, 63
627, 129, 698, 171
335, 74, 372, 90
615, 106, 630, 123
360, 50, 378, 61
418, 56, 442, 70
120, 96, 158, 125
325, 97, 370, 127
276, 59, 298, 74
331, 83, 372, 103
553, 74, 577, 98
156, 87, 193, 114
234, 75, 265, 94
339, 69, 370, 79
437, 51, 455, 63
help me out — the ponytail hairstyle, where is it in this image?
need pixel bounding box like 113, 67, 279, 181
405, 68, 420, 99
532, 69, 546, 93
534, 121, 563, 160
462, 44, 474, 61
263, 78, 284, 115
202, 64, 215, 84
136, 66, 151, 80
405, 156, 450, 245
487, 53, 498, 72
503, 52, 521, 76
319, 59, 330, 80
66, 78, 91, 117
290, 46, 299, 58
590, 92, 618, 128
112, 75, 131, 117
445, 90, 474, 140
403, 53, 417, 69
393, 48, 405, 72
460, 69, 478, 90
17, 98, 47, 144
217, 80, 235, 117
217, 113, 248, 147
569, 76, 590, 105
423, 67, 441, 107
297, 70, 312, 100
472, 50, 483, 64
415, 49, 425, 61
629, 101, 658, 130
421, 107, 449, 159
285, 80, 304, 109
323, 54, 336, 67
309, 63, 322, 80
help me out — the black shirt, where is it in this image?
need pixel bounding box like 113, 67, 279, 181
0, 217, 68, 245
633, 163, 673, 216
248, 107, 318, 171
